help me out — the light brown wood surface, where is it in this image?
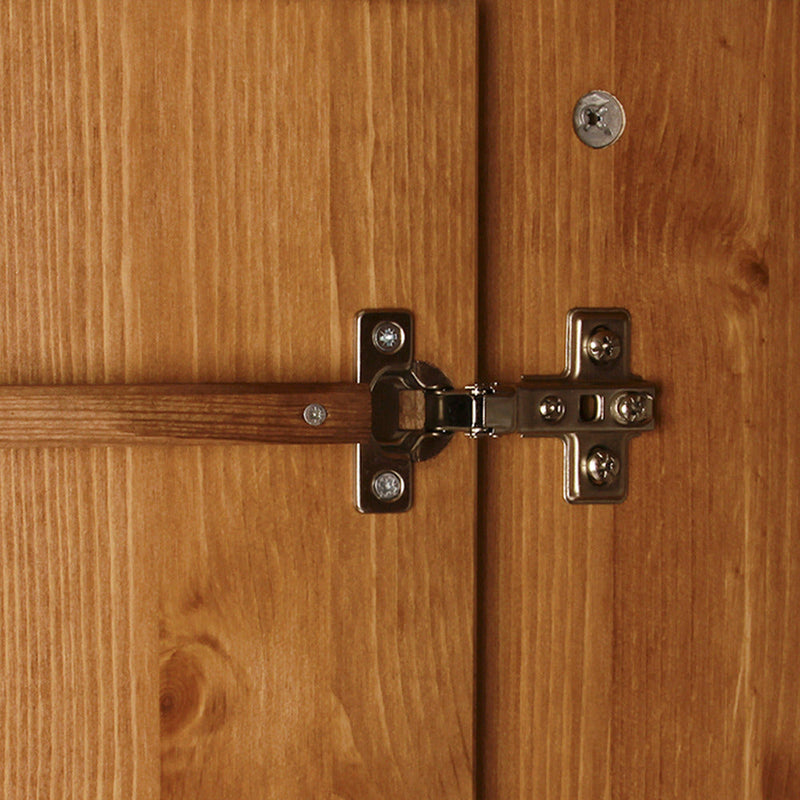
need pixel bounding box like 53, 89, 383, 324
6, 1, 796, 797
0, 383, 371, 445
478, 1, 800, 798
0, 2, 476, 798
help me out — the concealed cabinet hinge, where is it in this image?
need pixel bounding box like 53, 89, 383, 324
0, 307, 656, 514
356, 308, 657, 513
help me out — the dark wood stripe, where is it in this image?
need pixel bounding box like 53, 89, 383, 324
0, 384, 372, 446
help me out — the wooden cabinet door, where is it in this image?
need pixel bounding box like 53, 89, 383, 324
0, 2, 476, 798
4, 2, 799, 799
479, 1, 800, 799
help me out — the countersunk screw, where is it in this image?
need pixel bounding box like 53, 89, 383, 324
371, 470, 404, 502
611, 392, 653, 425
573, 90, 626, 149
586, 326, 622, 364
539, 395, 566, 423
585, 446, 621, 487
302, 402, 327, 426
371, 321, 405, 355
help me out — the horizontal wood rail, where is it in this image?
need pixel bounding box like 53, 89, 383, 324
0, 383, 372, 446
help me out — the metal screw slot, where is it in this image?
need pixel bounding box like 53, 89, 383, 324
371, 470, 405, 502
586, 326, 622, 364
573, 90, 626, 149
585, 447, 621, 487
371, 321, 405, 355
539, 395, 566, 423
302, 402, 327, 426
611, 392, 653, 425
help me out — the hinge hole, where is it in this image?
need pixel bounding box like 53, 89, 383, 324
579, 394, 604, 422
398, 390, 426, 431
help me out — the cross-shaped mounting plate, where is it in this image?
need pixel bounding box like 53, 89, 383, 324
514, 308, 656, 503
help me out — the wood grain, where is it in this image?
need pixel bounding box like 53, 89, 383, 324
0, 1, 476, 798
0, 448, 159, 799
477, 0, 800, 798
0, 383, 371, 445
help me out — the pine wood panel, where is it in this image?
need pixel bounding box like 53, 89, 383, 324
0, 383, 371, 445
0, 2, 477, 798
0, 448, 159, 799
478, 1, 800, 798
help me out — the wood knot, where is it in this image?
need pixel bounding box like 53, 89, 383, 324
160, 648, 205, 736
727, 251, 769, 314
159, 636, 230, 740
739, 256, 769, 291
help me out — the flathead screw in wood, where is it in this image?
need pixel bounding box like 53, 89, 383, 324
302, 403, 327, 426
573, 90, 626, 149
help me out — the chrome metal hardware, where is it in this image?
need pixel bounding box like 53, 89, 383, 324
355, 308, 657, 513
573, 90, 626, 149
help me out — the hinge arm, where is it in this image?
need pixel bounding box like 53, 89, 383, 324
427, 380, 655, 438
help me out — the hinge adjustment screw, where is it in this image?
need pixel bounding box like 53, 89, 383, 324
611, 392, 653, 425
586, 326, 622, 364
585, 446, 621, 487
539, 395, 566, 423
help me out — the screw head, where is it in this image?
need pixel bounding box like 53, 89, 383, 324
371, 321, 405, 355
539, 395, 566, 423
585, 447, 621, 487
586, 326, 622, 364
371, 470, 405, 503
573, 90, 626, 149
302, 402, 327, 426
611, 392, 653, 425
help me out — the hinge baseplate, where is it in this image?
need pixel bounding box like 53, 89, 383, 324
355, 309, 657, 513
